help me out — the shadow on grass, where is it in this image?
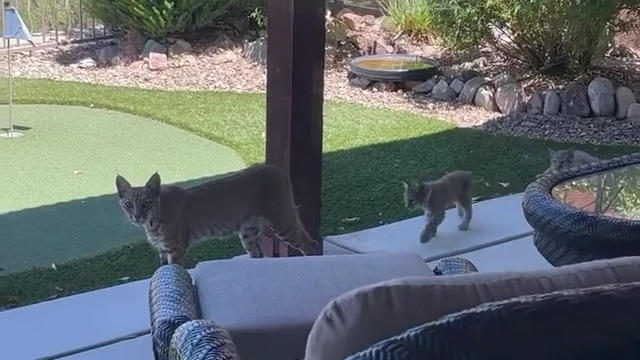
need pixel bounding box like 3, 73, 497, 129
0, 175, 234, 275
2, 126, 639, 308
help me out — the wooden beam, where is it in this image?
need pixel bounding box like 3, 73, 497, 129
264, 0, 326, 256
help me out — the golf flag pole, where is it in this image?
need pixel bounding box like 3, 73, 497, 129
0, 1, 34, 139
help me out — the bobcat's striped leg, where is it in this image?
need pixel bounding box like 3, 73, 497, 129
268, 221, 319, 256
158, 246, 187, 266
158, 251, 169, 266
457, 194, 473, 231
421, 210, 445, 243
239, 222, 265, 258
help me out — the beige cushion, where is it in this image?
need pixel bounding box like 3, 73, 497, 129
193, 253, 434, 360
306, 256, 640, 360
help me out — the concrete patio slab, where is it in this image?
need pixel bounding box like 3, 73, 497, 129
1, 278, 151, 360
429, 235, 553, 273
61, 335, 153, 360
326, 193, 531, 261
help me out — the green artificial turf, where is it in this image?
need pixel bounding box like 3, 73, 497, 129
0, 104, 245, 274
2, 78, 639, 308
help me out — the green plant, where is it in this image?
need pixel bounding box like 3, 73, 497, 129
84, 0, 234, 38
427, 0, 640, 74
380, 0, 433, 39
248, 7, 266, 30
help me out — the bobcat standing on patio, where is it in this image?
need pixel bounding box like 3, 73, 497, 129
115, 164, 319, 266
538, 148, 601, 178
402, 170, 473, 244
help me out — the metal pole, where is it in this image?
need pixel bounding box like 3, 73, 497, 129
0, 1, 24, 139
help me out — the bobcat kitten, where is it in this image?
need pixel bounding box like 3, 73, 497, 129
402, 170, 473, 244
539, 148, 601, 177
115, 164, 319, 266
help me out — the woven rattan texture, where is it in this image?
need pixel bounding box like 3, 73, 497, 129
522, 152, 640, 266
347, 281, 640, 360
149, 265, 200, 360
432, 257, 478, 275
169, 319, 240, 360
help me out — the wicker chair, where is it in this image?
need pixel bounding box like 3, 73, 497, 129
523, 152, 640, 266
347, 281, 640, 360
149, 257, 478, 360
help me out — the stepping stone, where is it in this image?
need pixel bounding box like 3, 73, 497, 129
326, 193, 532, 262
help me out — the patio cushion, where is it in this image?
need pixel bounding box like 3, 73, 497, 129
306, 256, 640, 360
192, 253, 434, 360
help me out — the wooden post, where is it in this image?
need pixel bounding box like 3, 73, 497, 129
264, 0, 325, 256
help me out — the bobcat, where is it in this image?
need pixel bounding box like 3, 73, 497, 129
538, 148, 601, 178
115, 164, 319, 266
402, 170, 473, 244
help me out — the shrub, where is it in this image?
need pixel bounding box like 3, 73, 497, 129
381, 0, 433, 39
85, 0, 235, 38
427, 0, 640, 74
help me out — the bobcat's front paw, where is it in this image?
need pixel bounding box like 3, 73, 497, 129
420, 230, 436, 243
458, 222, 470, 231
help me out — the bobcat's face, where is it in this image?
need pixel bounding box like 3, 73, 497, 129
549, 149, 574, 170
115, 173, 162, 226
402, 181, 429, 209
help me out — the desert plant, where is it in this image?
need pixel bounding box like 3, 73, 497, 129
427, 0, 640, 74
84, 0, 234, 38
380, 0, 433, 39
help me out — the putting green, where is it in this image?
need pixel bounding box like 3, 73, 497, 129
0, 104, 245, 274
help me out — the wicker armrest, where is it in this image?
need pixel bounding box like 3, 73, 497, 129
149, 264, 200, 360
432, 257, 479, 275
170, 319, 240, 360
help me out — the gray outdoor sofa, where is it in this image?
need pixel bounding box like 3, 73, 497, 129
148, 253, 640, 360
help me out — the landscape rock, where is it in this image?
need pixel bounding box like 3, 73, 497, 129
474, 85, 498, 112
526, 92, 544, 115
141, 39, 166, 59
442, 68, 480, 82
615, 86, 636, 119
148, 52, 168, 71
431, 80, 456, 101
458, 76, 487, 104
627, 103, 640, 122
363, 15, 376, 26
97, 45, 122, 66
75, 57, 96, 69
372, 82, 395, 92
349, 76, 371, 89
449, 78, 464, 94
495, 83, 526, 114
169, 39, 192, 56
412, 78, 438, 94
544, 91, 561, 115
560, 82, 590, 117
494, 73, 516, 88
242, 37, 268, 65
340, 13, 364, 31
326, 15, 351, 47
587, 77, 615, 117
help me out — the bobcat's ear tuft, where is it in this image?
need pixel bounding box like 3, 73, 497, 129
401, 180, 411, 190
548, 148, 556, 157
145, 172, 162, 197
115, 175, 131, 198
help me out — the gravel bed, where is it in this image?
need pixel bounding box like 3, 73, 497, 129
4, 41, 640, 147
